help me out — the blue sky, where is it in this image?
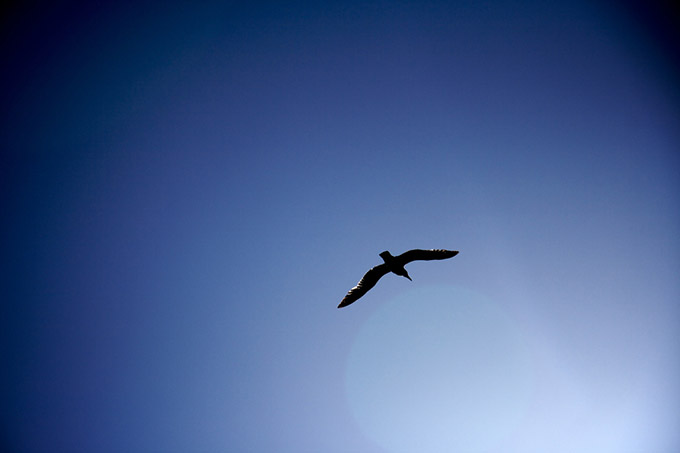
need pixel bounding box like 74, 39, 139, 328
2, 1, 678, 452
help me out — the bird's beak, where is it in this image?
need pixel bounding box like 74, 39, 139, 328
405, 274, 412, 281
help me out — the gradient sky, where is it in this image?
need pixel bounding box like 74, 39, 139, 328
2, 1, 679, 452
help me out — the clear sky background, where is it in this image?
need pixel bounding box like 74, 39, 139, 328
1, 1, 678, 452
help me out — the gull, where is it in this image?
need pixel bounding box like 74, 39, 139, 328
338, 249, 459, 308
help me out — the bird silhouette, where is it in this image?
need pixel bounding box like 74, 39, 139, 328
338, 249, 459, 308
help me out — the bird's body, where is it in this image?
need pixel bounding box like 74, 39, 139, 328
338, 249, 459, 308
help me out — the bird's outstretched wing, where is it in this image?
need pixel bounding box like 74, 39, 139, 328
397, 249, 459, 265
338, 263, 389, 308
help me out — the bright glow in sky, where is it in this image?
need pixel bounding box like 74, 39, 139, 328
346, 286, 534, 452
2, 1, 678, 452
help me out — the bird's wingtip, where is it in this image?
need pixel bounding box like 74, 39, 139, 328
338, 298, 355, 308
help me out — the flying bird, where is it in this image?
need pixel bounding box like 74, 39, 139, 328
338, 249, 459, 308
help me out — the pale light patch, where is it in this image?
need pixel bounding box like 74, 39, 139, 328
344, 286, 533, 453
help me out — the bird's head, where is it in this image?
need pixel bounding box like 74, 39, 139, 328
379, 251, 393, 262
